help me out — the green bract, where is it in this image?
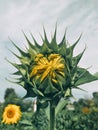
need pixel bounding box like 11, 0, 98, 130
9, 28, 98, 102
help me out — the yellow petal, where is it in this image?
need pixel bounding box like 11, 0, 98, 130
41, 66, 51, 81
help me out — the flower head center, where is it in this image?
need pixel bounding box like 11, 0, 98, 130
30, 53, 65, 83
7, 109, 15, 118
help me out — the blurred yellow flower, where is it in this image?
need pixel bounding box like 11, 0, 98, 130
2, 104, 22, 124
82, 107, 90, 114
30, 53, 65, 83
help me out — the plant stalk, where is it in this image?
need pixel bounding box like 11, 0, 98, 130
50, 100, 55, 130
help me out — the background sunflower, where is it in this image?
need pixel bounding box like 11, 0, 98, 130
2, 104, 22, 124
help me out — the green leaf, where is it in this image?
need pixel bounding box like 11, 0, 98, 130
43, 26, 51, 47
24, 126, 36, 130
45, 105, 50, 120
53, 91, 62, 99
66, 34, 82, 58
14, 64, 27, 76
38, 77, 49, 90
19, 120, 32, 126
58, 32, 67, 56
41, 42, 51, 54
64, 88, 71, 97
75, 68, 98, 86
24, 85, 36, 98
10, 50, 30, 65
9, 44, 31, 65
70, 34, 82, 51
18, 81, 25, 87
44, 78, 58, 94
32, 82, 45, 97
35, 89, 45, 97
6, 59, 27, 76
23, 31, 36, 50
58, 28, 67, 47
30, 32, 41, 49
72, 47, 86, 66
37, 100, 48, 108
55, 98, 68, 116
94, 72, 98, 78
9, 38, 28, 57
51, 26, 58, 53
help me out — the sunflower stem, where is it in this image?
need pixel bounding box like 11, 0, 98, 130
50, 100, 55, 130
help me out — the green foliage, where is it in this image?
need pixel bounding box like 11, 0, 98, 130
3, 88, 32, 112
56, 91, 98, 130
4, 88, 17, 100
0, 102, 3, 117
56, 109, 74, 130
32, 109, 49, 130
55, 98, 68, 116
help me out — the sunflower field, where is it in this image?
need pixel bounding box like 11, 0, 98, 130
0, 89, 98, 130
0, 27, 98, 130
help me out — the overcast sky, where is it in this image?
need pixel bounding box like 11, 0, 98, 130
0, 0, 98, 102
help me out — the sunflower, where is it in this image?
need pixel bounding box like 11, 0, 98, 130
9, 27, 98, 101
82, 107, 90, 114
2, 104, 22, 124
